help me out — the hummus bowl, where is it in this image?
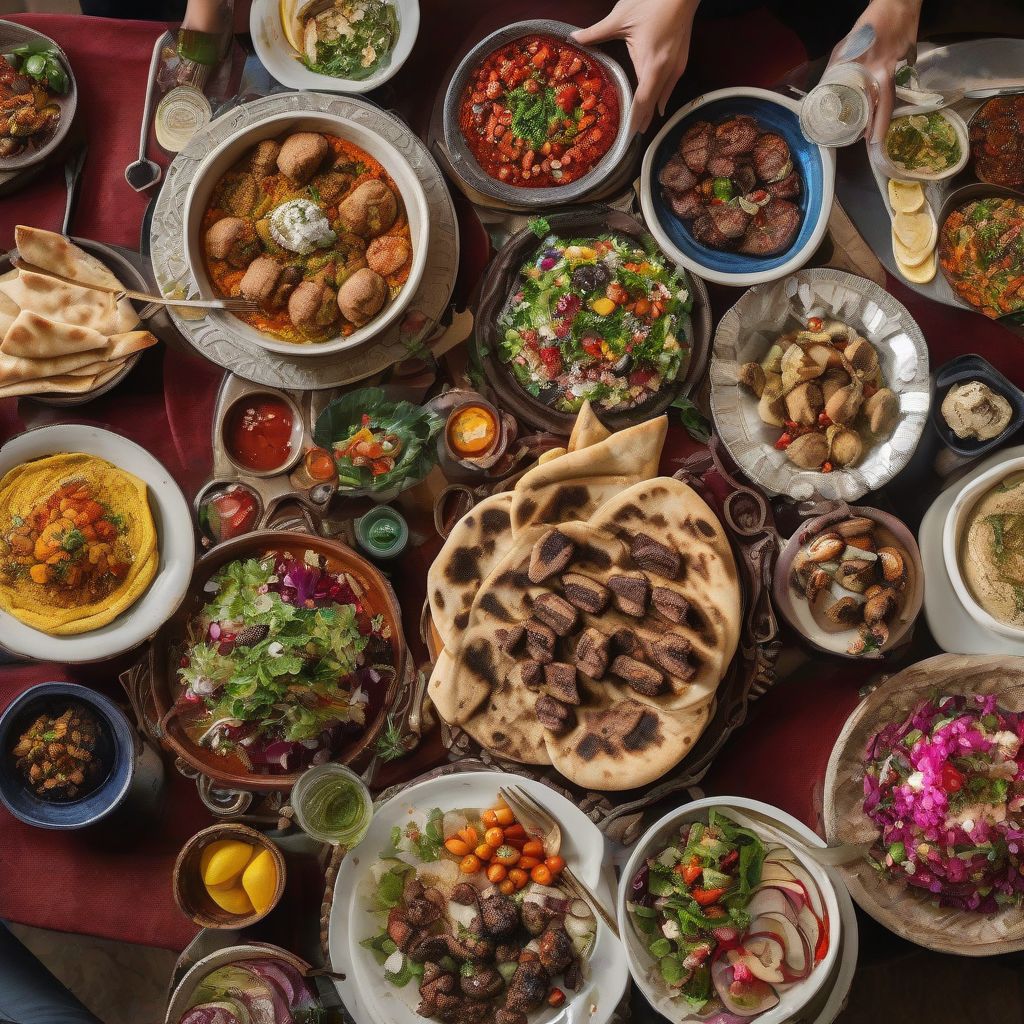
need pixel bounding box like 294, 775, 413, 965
183, 110, 429, 358
943, 456, 1024, 641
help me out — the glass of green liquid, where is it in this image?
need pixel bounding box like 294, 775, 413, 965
291, 764, 373, 847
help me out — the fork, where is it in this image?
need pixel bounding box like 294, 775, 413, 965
499, 784, 619, 938
5, 251, 258, 314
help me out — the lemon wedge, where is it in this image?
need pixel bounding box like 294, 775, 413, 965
895, 250, 937, 284
200, 839, 254, 888
279, 0, 303, 55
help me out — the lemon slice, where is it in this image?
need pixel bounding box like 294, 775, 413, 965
893, 209, 937, 254
279, 0, 303, 55
887, 179, 925, 214
895, 249, 936, 284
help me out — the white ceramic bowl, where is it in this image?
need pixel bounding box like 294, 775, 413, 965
641, 88, 836, 288
942, 455, 1024, 641
183, 110, 430, 358
617, 796, 842, 1024
874, 108, 970, 183
328, 770, 628, 1024
0, 425, 194, 663
250, 0, 420, 94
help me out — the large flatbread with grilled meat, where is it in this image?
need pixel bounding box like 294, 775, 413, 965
427, 492, 517, 653
510, 415, 667, 534
589, 477, 742, 659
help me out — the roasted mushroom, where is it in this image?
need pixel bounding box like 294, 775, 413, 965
738, 361, 766, 396
863, 387, 899, 434
786, 432, 829, 469
844, 337, 879, 376
784, 381, 823, 426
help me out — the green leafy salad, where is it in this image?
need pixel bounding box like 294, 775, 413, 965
299, 0, 399, 82
174, 548, 394, 773
497, 230, 692, 414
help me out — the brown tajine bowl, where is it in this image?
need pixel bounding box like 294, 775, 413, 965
149, 530, 407, 792
173, 821, 287, 929
473, 204, 702, 436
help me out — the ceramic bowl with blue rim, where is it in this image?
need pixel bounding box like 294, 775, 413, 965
640, 87, 836, 287
0, 682, 138, 830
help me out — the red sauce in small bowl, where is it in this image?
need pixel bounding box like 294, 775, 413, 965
224, 395, 294, 473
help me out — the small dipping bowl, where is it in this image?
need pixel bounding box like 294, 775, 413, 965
0, 682, 141, 830
773, 506, 924, 659
291, 763, 373, 846
943, 455, 1024, 642
931, 353, 1024, 458
220, 390, 304, 478
445, 399, 501, 462
196, 481, 264, 546
173, 822, 286, 929
355, 505, 409, 561
875, 108, 970, 183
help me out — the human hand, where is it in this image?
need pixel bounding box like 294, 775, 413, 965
572, 0, 701, 135
831, 0, 923, 144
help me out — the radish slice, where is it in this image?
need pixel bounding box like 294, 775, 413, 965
750, 912, 810, 978
747, 887, 799, 925
711, 959, 780, 1017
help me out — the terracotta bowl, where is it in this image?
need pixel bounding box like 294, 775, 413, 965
149, 530, 407, 792
173, 822, 286, 929
474, 205, 710, 435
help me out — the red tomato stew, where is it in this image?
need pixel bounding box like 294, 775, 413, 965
457, 34, 620, 189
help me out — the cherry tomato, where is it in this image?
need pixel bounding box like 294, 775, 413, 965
502, 823, 527, 842
494, 807, 515, 827
692, 886, 726, 906
459, 826, 479, 846
942, 763, 964, 793
507, 868, 529, 890
530, 864, 553, 885
444, 838, 471, 857
484, 827, 505, 848
499, 879, 516, 895
487, 863, 508, 884
481, 809, 499, 828
521, 839, 545, 858
548, 989, 565, 1008
459, 855, 482, 874
544, 856, 566, 876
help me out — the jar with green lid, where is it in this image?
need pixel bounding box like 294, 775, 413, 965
291, 763, 372, 847
355, 506, 408, 561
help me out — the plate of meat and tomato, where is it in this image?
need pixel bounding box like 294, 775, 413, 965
641, 88, 835, 287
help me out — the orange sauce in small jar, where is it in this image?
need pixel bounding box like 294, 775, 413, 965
447, 404, 498, 458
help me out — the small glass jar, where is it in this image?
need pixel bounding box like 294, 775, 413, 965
291, 763, 373, 847
355, 505, 409, 561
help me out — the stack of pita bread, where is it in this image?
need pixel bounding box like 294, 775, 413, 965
426, 402, 742, 792
0, 226, 158, 400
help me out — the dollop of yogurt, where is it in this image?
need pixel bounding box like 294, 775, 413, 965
268, 199, 336, 255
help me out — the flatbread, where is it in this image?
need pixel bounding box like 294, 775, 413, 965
510, 415, 668, 534
0, 310, 107, 360
0, 374, 101, 399
567, 400, 611, 452
589, 477, 743, 660
15, 226, 123, 292
427, 491, 518, 652
0, 270, 138, 335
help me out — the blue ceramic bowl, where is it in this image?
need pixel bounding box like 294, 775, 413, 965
0, 682, 137, 830
640, 88, 836, 287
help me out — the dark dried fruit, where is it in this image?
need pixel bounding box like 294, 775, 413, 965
531, 593, 578, 636
607, 574, 650, 617
524, 618, 556, 663
651, 586, 690, 624
535, 694, 575, 734
610, 627, 641, 655
650, 634, 697, 680
560, 572, 610, 614
520, 660, 544, 690
528, 529, 575, 584
497, 623, 525, 654
610, 655, 665, 696
575, 626, 610, 679
543, 662, 580, 704
235, 623, 270, 647
630, 532, 681, 578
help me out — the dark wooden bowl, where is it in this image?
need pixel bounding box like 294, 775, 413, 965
474, 205, 711, 436
149, 530, 407, 793
173, 822, 287, 929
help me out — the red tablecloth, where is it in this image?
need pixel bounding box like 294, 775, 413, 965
0, 5, 1021, 952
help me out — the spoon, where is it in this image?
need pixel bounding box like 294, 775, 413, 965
125, 33, 165, 192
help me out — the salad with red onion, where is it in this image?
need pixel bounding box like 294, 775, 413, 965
864, 693, 1024, 912
627, 810, 828, 1021
170, 549, 394, 774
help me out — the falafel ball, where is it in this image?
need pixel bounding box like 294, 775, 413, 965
204, 217, 260, 268
288, 280, 338, 335
276, 132, 329, 185
337, 267, 388, 326
238, 256, 283, 307
251, 139, 281, 179
366, 235, 411, 277
337, 179, 398, 238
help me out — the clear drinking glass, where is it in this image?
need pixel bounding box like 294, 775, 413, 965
291, 763, 373, 847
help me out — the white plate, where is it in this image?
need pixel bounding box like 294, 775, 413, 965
0, 425, 194, 663
919, 443, 1024, 655
328, 771, 628, 1024
617, 796, 843, 1024
250, 0, 420, 94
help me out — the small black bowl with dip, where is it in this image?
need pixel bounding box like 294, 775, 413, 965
931, 353, 1024, 458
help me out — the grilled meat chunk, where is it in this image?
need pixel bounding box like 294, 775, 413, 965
479, 894, 519, 938
537, 926, 575, 974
